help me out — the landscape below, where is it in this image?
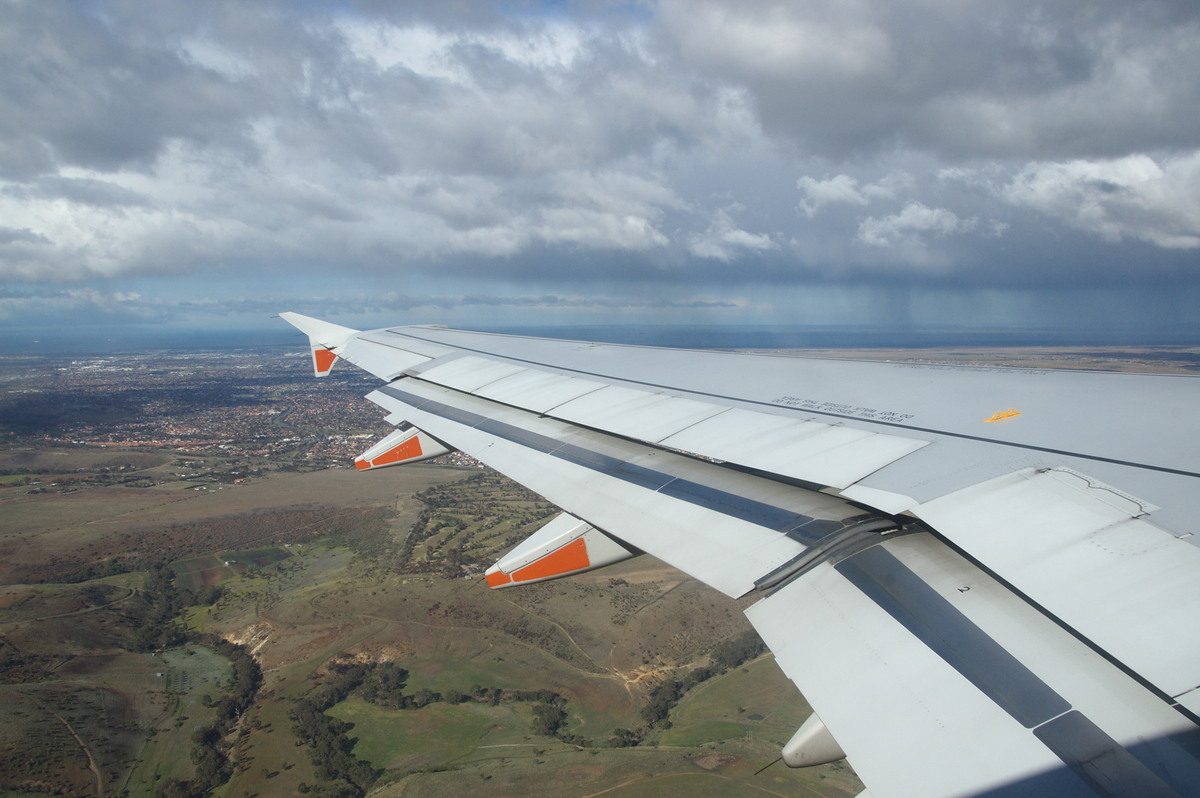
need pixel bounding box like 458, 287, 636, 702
2, 341, 1195, 797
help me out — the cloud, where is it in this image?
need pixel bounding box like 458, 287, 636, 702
688, 208, 776, 261
0, 2, 272, 176
0, 0, 1197, 331
796, 173, 903, 217
660, 0, 1200, 159
663, 0, 893, 84
5, 176, 152, 209
0, 226, 50, 245
0, 285, 748, 330
857, 202, 977, 248
360, 292, 743, 312
1002, 153, 1200, 249
0, 287, 164, 324
0, 4, 714, 283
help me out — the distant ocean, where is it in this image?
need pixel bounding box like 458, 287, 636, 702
9, 324, 1200, 355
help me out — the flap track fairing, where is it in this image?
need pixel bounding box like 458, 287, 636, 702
782, 713, 846, 768
354, 425, 452, 470
485, 512, 639, 588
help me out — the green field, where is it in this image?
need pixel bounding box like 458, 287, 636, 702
658, 657, 809, 748
329, 696, 550, 771
368, 739, 864, 798
173, 546, 293, 590
123, 645, 232, 795
225, 546, 293, 567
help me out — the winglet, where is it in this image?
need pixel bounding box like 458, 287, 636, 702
279, 312, 360, 377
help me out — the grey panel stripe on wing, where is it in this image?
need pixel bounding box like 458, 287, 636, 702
836, 545, 1070, 729
837, 545, 1193, 797
379, 384, 839, 545
1033, 711, 1183, 798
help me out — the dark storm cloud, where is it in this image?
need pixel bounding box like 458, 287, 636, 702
0, 2, 264, 175
660, 0, 1200, 159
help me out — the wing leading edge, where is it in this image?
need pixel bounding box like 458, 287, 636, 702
280, 313, 1200, 797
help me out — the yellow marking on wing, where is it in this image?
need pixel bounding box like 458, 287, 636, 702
983, 408, 1021, 423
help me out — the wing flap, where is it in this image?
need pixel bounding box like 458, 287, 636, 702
915, 466, 1200, 705
748, 533, 1200, 797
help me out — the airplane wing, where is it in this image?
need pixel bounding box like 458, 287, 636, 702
280, 311, 1200, 797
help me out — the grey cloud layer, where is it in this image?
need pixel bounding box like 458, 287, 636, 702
665, 0, 1200, 158
0, 0, 1197, 317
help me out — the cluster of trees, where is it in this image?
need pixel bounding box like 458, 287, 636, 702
289, 661, 381, 797
391, 474, 558, 575
356, 662, 414, 708
200, 635, 262, 724
531, 698, 568, 737
321, 660, 575, 738
0, 640, 59, 684
179, 584, 224, 608
393, 506, 441, 571
307, 628, 763, 756
640, 677, 687, 729
710, 630, 767, 672
17, 471, 154, 490
128, 563, 189, 652
355, 662, 468, 710
77, 583, 117, 607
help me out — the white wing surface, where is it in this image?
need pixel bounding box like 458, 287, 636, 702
280, 312, 1200, 797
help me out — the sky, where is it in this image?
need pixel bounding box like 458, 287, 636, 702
2, 0, 1199, 341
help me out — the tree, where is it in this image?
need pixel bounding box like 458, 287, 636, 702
531, 703, 567, 737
